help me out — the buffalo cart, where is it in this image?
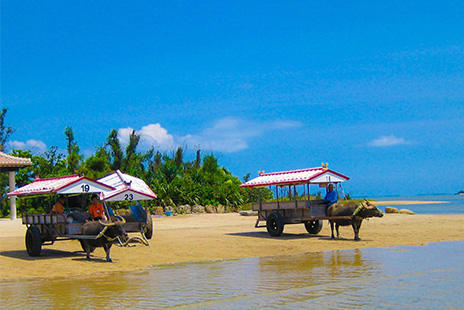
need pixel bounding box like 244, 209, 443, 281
240, 166, 351, 237
8, 171, 157, 257
7, 174, 116, 256
98, 170, 157, 246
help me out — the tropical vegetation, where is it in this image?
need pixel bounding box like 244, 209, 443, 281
0, 108, 271, 217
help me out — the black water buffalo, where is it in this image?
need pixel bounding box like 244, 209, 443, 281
327, 199, 383, 241
80, 216, 127, 262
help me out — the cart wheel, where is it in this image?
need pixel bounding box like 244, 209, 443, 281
143, 214, 153, 240
266, 212, 284, 237
79, 240, 95, 253
305, 220, 323, 234
25, 226, 42, 257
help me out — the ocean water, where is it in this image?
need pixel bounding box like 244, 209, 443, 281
1, 241, 463, 309
369, 194, 464, 214
1, 194, 462, 309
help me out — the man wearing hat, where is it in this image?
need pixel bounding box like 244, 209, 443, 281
324, 183, 338, 208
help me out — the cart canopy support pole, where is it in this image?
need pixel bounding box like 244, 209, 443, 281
294, 185, 298, 208
275, 186, 280, 209
9, 171, 16, 220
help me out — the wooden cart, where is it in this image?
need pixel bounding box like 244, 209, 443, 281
8, 174, 116, 256
240, 166, 351, 236
8, 171, 157, 257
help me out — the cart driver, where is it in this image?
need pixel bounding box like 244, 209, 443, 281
89, 194, 107, 221
324, 183, 338, 208
51, 195, 66, 214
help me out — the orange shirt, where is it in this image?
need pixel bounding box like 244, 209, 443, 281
89, 202, 105, 219
52, 202, 65, 214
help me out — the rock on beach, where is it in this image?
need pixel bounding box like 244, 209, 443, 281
384, 206, 415, 215
385, 207, 399, 213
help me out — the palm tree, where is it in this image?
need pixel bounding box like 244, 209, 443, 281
64, 126, 82, 174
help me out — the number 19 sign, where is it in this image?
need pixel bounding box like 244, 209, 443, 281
57, 178, 114, 195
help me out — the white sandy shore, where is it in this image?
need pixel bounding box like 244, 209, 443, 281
1, 200, 463, 280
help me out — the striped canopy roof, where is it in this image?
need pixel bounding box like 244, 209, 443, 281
7, 174, 115, 197
98, 170, 157, 201
240, 167, 350, 188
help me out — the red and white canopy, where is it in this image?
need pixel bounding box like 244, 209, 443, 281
240, 167, 350, 188
7, 175, 115, 197
98, 170, 157, 202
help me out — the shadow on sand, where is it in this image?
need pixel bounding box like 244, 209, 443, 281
227, 231, 370, 242
0, 248, 87, 261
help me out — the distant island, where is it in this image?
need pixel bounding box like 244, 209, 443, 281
457, 190, 464, 195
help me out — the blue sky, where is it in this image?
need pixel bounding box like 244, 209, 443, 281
2, 1, 463, 197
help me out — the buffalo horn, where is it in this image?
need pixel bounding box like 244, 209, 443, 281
114, 215, 126, 225
364, 198, 373, 206
99, 219, 116, 226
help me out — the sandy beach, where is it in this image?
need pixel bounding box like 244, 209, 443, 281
1, 205, 464, 280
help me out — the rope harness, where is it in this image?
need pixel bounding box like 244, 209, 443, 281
351, 203, 366, 221
95, 226, 120, 242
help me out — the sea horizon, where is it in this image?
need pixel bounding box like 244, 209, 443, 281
366, 192, 463, 198
358, 194, 464, 215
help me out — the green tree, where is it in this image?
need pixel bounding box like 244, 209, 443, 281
122, 129, 140, 171
33, 146, 68, 178
64, 126, 83, 174
1, 124, 253, 216
173, 146, 184, 168
106, 129, 124, 171
104, 129, 152, 177
0, 108, 14, 151
241, 173, 273, 203
194, 149, 201, 169
82, 147, 111, 179
11, 150, 35, 187
0, 108, 16, 215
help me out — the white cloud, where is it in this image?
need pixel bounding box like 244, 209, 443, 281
7, 139, 47, 153
7, 141, 26, 149
181, 117, 302, 153
182, 133, 249, 153
369, 134, 412, 147
6, 118, 301, 157
117, 128, 135, 145
140, 124, 175, 147
117, 118, 302, 153
118, 124, 175, 151
180, 117, 253, 153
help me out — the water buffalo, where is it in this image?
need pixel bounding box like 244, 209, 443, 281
80, 216, 127, 262
327, 199, 383, 241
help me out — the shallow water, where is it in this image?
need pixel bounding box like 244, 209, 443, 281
372, 194, 464, 214
1, 241, 463, 309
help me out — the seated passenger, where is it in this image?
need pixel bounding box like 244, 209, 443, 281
51, 196, 66, 214
88, 194, 107, 221
324, 183, 338, 207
